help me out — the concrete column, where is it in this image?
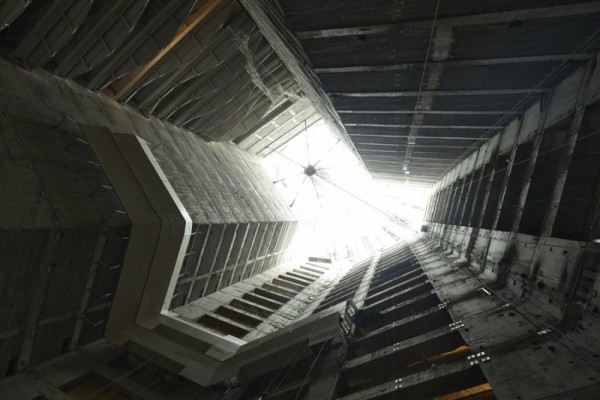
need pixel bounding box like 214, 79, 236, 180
456, 172, 475, 225
511, 98, 552, 233
541, 59, 597, 236
464, 166, 486, 227
449, 176, 468, 226
465, 139, 500, 263
490, 117, 525, 231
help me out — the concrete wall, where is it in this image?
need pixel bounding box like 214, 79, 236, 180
424, 56, 600, 314
0, 108, 131, 378
0, 56, 299, 375
421, 55, 600, 397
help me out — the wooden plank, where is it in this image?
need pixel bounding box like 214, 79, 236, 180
111, 0, 226, 100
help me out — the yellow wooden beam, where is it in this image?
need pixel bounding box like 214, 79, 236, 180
434, 383, 494, 400
109, 0, 225, 101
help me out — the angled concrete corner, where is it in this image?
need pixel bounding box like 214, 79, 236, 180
83, 126, 191, 340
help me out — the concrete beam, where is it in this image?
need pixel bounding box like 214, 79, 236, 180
315, 54, 594, 73
351, 133, 491, 140
343, 326, 455, 370
345, 123, 503, 130
297, 3, 600, 39
332, 89, 549, 97
338, 109, 520, 115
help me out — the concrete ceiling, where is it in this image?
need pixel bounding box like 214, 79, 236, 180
1, 0, 599, 185
0, 0, 318, 155
277, 0, 600, 184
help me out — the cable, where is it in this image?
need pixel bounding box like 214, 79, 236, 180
292, 332, 332, 400
305, 120, 311, 165
269, 344, 307, 397
441, 27, 600, 176
271, 149, 306, 169
289, 175, 309, 207
401, 0, 442, 167
314, 138, 342, 168
427, 127, 600, 211
313, 174, 416, 232
262, 342, 306, 395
